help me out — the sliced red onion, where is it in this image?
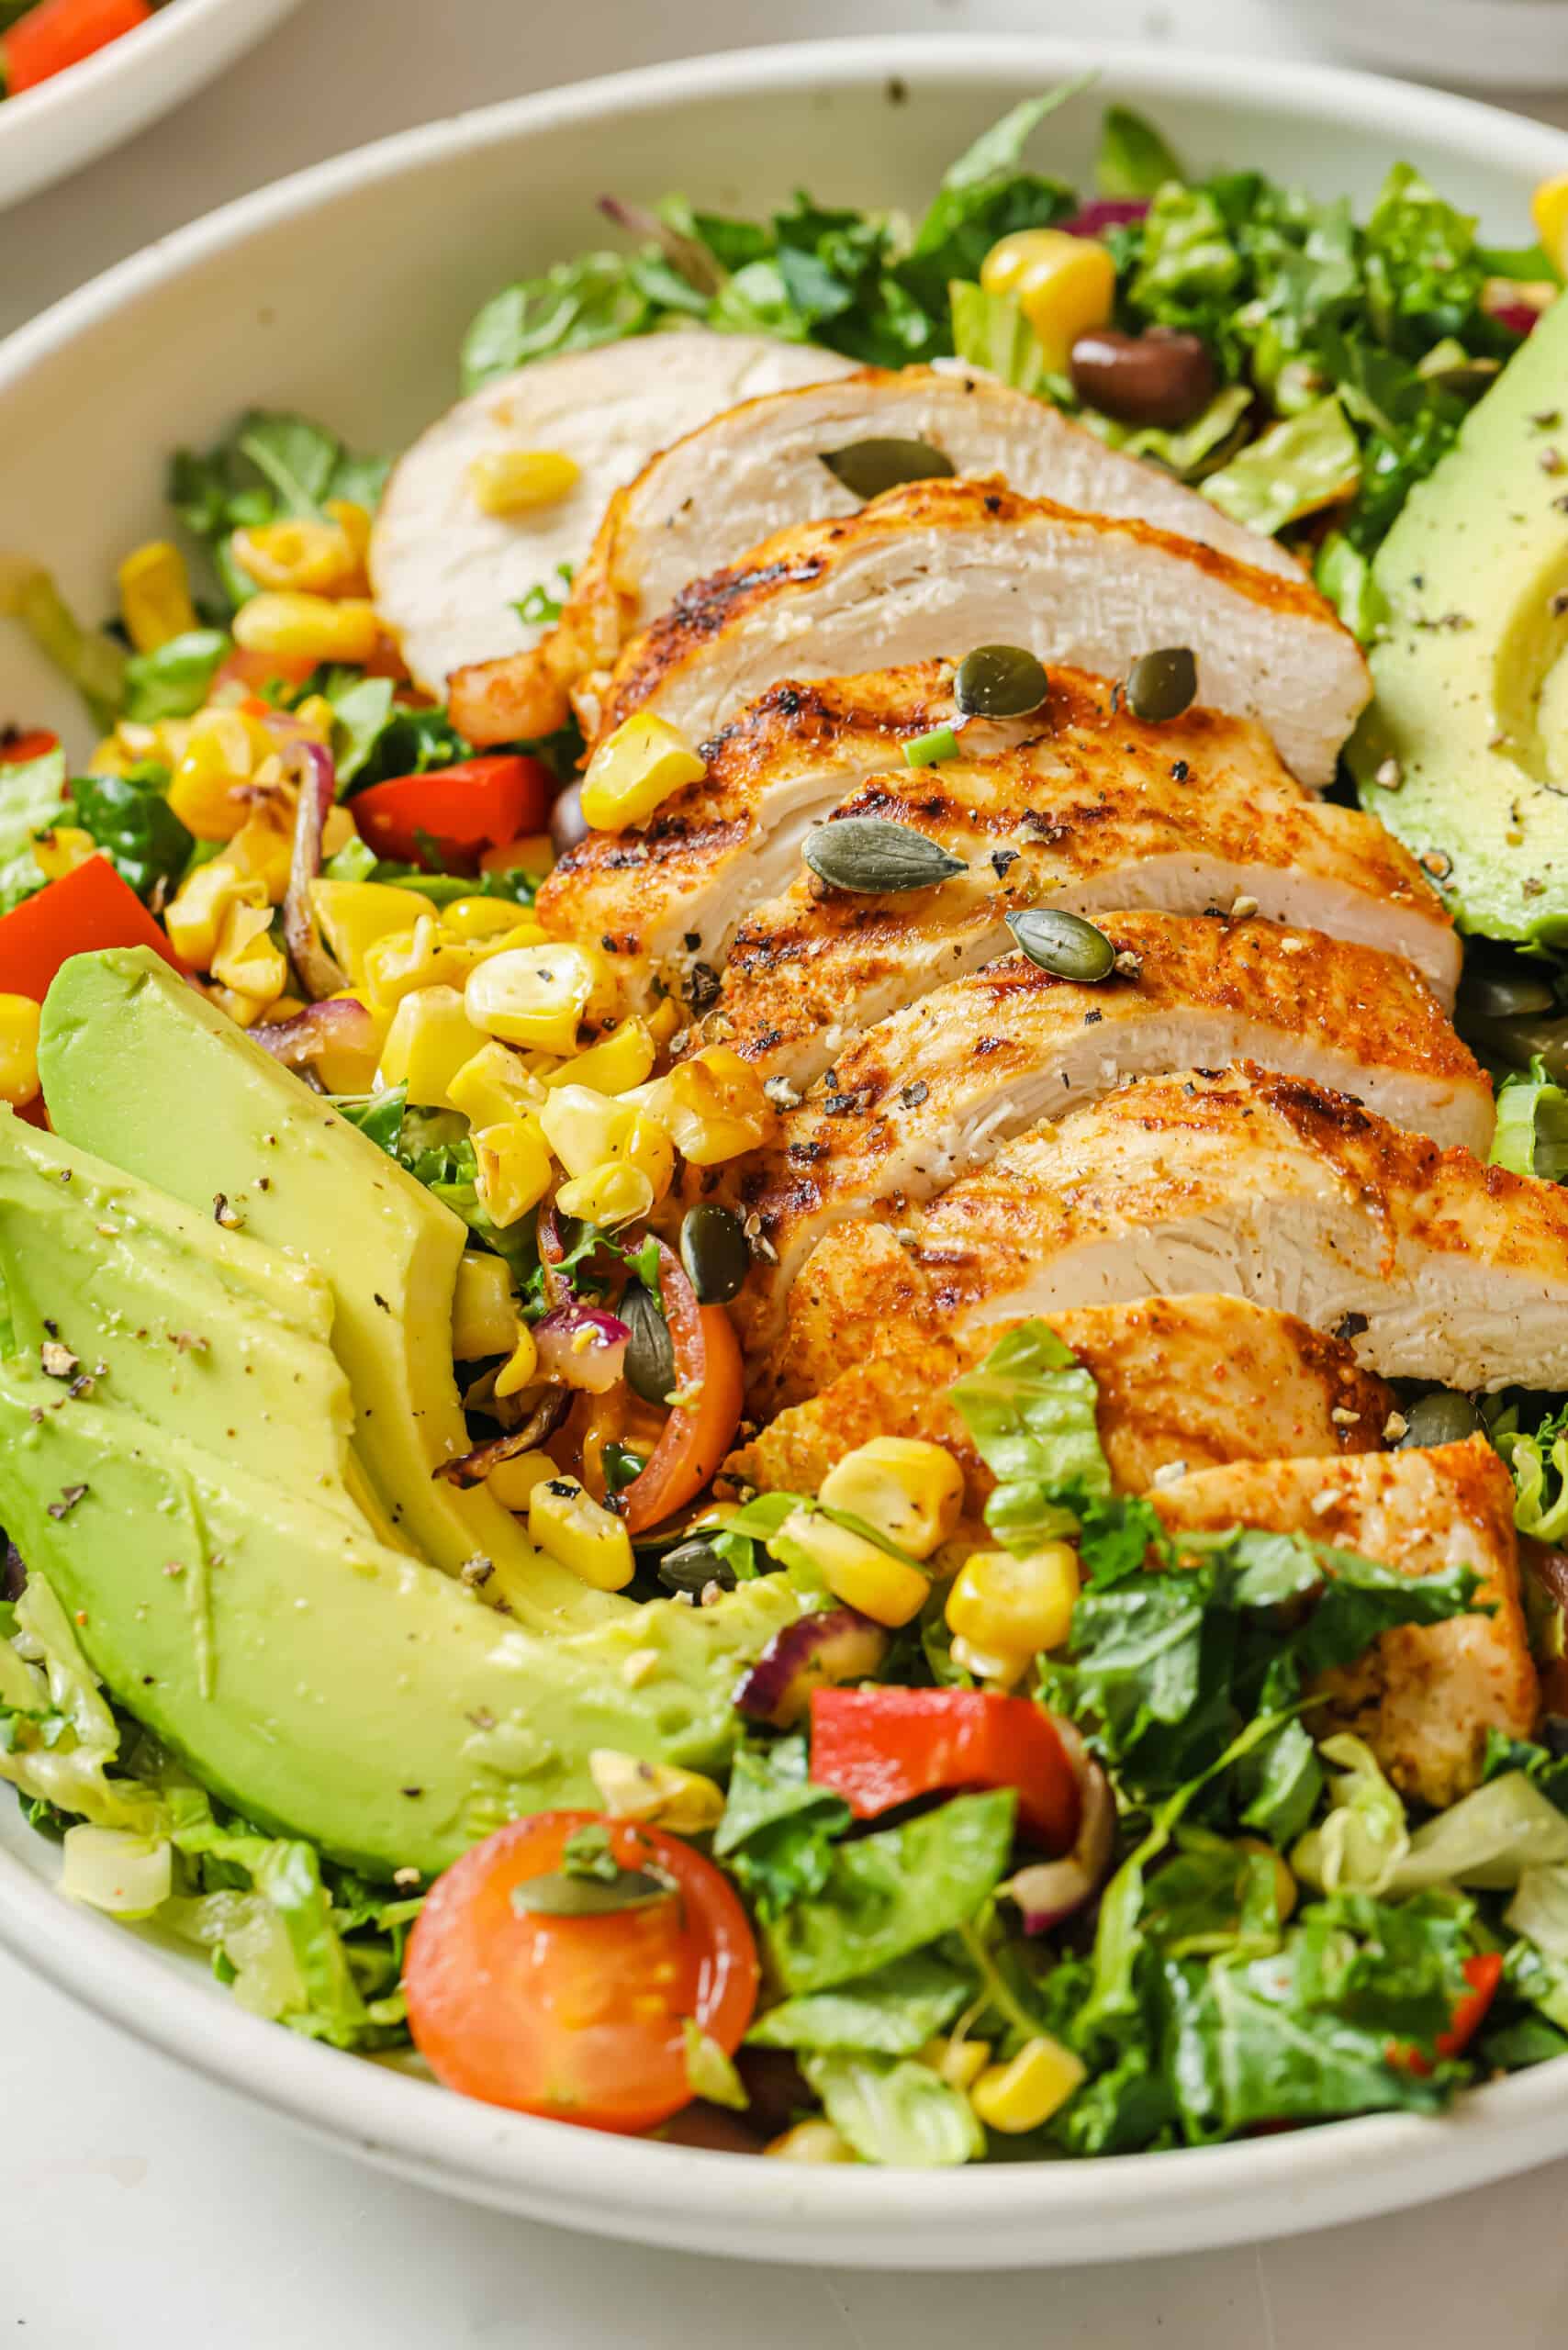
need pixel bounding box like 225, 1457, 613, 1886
435, 1390, 570, 1487
1006, 1717, 1116, 1933
1487, 300, 1543, 340
534, 1303, 630, 1394
282, 740, 348, 1002
250, 996, 378, 1070
1062, 198, 1150, 238
598, 195, 726, 297
535, 1203, 568, 1314
734, 1606, 890, 1729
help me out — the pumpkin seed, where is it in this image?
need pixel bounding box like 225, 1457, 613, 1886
622, 1281, 676, 1407
1457, 957, 1557, 1022
511, 1866, 674, 1918
819, 437, 955, 501
1396, 1389, 1484, 1449
1126, 646, 1197, 723
1005, 907, 1116, 982
955, 643, 1049, 720
680, 1203, 749, 1304
657, 1537, 737, 1598
1462, 1011, 1568, 1082
804, 818, 966, 895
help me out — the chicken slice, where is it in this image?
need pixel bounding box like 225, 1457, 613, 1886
770, 1067, 1568, 1411
1153, 1438, 1538, 1808
726, 1295, 1392, 1542
722, 917, 1491, 1360
589, 480, 1369, 787
371, 331, 857, 699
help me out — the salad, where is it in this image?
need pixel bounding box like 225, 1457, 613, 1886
5, 83, 1568, 2173
0, 0, 158, 100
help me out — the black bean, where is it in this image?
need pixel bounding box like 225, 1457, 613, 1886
679, 1203, 749, 1304
954, 644, 1049, 720
1126, 647, 1197, 723
1069, 327, 1216, 429
1005, 907, 1115, 982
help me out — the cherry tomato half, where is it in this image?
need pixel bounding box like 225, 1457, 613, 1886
621, 1241, 745, 1536
404, 1811, 758, 2133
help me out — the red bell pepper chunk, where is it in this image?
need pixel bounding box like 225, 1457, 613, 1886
0, 730, 59, 766
2, 0, 151, 93
810, 1687, 1081, 1854
0, 856, 183, 1005
1387, 1952, 1505, 2077
352, 756, 554, 874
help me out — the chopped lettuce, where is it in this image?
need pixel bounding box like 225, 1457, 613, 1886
1496, 1397, 1568, 1543
169, 411, 388, 609
1095, 105, 1183, 200
0, 563, 126, 729
121, 628, 229, 724
748, 1950, 973, 2054
713, 1734, 851, 1920
67, 764, 194, 904
946, 1318, 1111, 1553
1202, 393, 1361, 536
947, 281, 1053, 396
0, 744, 69, 867
1491, 1059, 1568, 1183
802, 2049, 984, 2166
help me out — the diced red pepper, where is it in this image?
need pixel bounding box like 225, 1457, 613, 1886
1387, 1952, 1505, 2077
2, 0, 151, 93
352, 756, 554, 874
0, 730, 59, 766
0, 856, 183, 1004
810, 1687, 1081, 1854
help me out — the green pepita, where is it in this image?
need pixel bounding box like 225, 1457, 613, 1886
656, 1537, 737, 1598
1457, 957, 1557, 1022
1125, 646, 1198, 723
1396, 1389, 1485, 1449
622, 1281, 676, 1408
510, 1867, 675, 1918
1005, 907, 1116, 983
804, 818, 967, 895
819, 437, 956, 501
954, 643, 1049, 720
679, 1203, 749, 1305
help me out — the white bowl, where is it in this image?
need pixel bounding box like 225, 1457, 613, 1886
2, 35, 1567, 2267
0, 0, 305, 212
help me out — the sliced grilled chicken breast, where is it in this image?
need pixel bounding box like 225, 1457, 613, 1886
770, 1067, 1568, 1410
589, 480, 1369, 786
1154, 1438, 1538, 1807
727, 1296, 1393, 1539
722, 917, 1491, 1359
371, 332, 857, 699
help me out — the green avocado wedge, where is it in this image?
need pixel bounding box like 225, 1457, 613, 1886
1347, 294, 1568, 945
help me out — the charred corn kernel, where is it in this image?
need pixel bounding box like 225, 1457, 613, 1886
466, 449, 581, 516
0, 994, 40, 1109
452, 1250, 521, 1360
555, 1160, 655, 1227
30, 824, 96, 882
465, 940, 607, 1055
538, 1082, 632, 1177
118, 540, 197, 654
946, 1541, 1080, 1685
232, 592, 380, 666
308, 879, 437, 986
1534, 172, 1568, 273
772, 1507, 928, 1628
361, 916, 493, 1007
1236, 1837, 1298, 1923
980, 228, 1117, 372
528, 1472, 634, 1592
165, 863, 268, 970
167, 709, 258, 841
619, 1112, 675, 1205
919, 2036, 991, 2093
543, 1017, 655, 1097
442, 895, 526, 941
819, 1438, 965, 1561
765, 2121, 857, 2165
220, 811, 294, 902
971, 2036, 1085, 2133
629, 1045, 769, 1167
480, 831, 554, 878
580, 713, 706, 832
493, 1325, 541, 1398
472, 1119, 553, 1227
646, 995, 683, 1047
210, 901, 287, 1007
485, 1448, 562, 1512
588, 1750, 725, 1833
444, 1038, 549, 1127
230, 512, 367, 598
376, 985, 489, 1107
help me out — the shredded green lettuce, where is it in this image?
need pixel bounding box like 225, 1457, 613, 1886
1203, 393, 1361, 535
946, 1319, 1112, 1553
802, 2049, 983, 2165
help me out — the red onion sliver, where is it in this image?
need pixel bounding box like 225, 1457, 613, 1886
534, 1302, 630, 1394
1009, 1717, 1117, 1932
249, 995, 378, 1070
282, 739, 348, 1002
1062, 198, 1150, 238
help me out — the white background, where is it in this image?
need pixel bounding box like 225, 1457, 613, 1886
4, 1, 1568, 2341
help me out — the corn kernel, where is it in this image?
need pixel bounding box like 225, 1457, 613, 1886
580, 713, 706, 832
209, 984, 268, 1030
465, 941, 608, 1055
452, 1250, 521, 1360
308, 879, 436, 987
441, 895, 526, 941
543, 1017, 655, 1097
220, 810, 294, 903
363, 916, 496, 1008
293, 693, 338, 743
310, 990, 387, 1092
0, 993, 41, 1108
492, 1325, 541, 1398
538, 1082, 632, 1177
555, 1160, 655, 1227
765, 2121, 857, 2165
167, 708, 260, 842
118, 540, 197, 654
946, 1541, 1080, 1685
485, 1448, 562, 1513
819, 1438, 965, 1561
771, 1507, 928, 1628
588, 1749, 725, 1833
630, 1045, 768, 1167
230, 513, 367, 599
376, 984, 489, 1107
1533, 172, 1568, 274
919, 2036, 991, 2093
232, 592, 380, 666
472, 1119, 553, 1227
980, 229, 1117, 373
30, 824, 96, 883
480, 832, 554, 878
970, 2036, 1085, 2133
528, 1472, 634, 1591
467, 449, 581, 516
618, 1112, 675, 1206
210, 901, 287, 1007
164, 863, 268, 971
444, 1038, 549, 1127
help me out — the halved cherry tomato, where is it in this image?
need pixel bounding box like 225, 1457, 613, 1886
810, 1687, 1081, 1853
0, 855, 183, 1002
621, 1241, 745, 1535
405, 1811, 758, 2133
1, 0, 150, 93
0, 730, 58, 766
352, 756, 554, 872
1388, 1952, 1505, 2077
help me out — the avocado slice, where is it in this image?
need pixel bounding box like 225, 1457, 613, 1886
1347, 297, 1568, 943
38, 947, 613, 1630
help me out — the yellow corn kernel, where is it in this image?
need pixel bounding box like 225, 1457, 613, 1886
452, 1250, 520, 1360
167, 708, 260, 842
1236, 1837, 1298, 1923
465, 940, 608, 1055
444, 1038, 549, 1127
209, 984, 268, 1029
221, 810, 294, 903
441, 895, 526, 942
645, 995, 683, 1047
1534, 172, 1568, 274
164, 863, 268, 971
308, 879, 436, 987
309, 990, 386, 1092
362, 918, 486, 1008
771, 1507, 928, 1628
765, 2121, 857, 2165
232, 592, 380, 666
30, 824, 96, 883
543, 1017, 655, 1097
210, 901, 287, 1008
631, 1045, 769, 1167
118, 540, 197, 655
618, 1112, 675, 1207
0, 994, 40, 1109
230, 513, 367, 599
580, 713, 706, 832
493, 1325, 541, 1399
979, 228, 1117, 373
970, 2036, 1086, 2133
485, 1448, 562, 1512
480, 831, 554, 879
292, 693, 338, 743
588, 1750, 725, 1834
919, 2036, 992, 2093
467, 449, 581, 516
376, 984, 489, 1107
555, 1160, 655, 1227
819, 1437, 965, 1561
472, 1119, 553, 1228
946, 1541, 1080, 1686
538, 1082, 632, 1177
528, 1472, 634, 1592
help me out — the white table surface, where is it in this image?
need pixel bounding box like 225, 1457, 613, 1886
5, 3, 1568, 2341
